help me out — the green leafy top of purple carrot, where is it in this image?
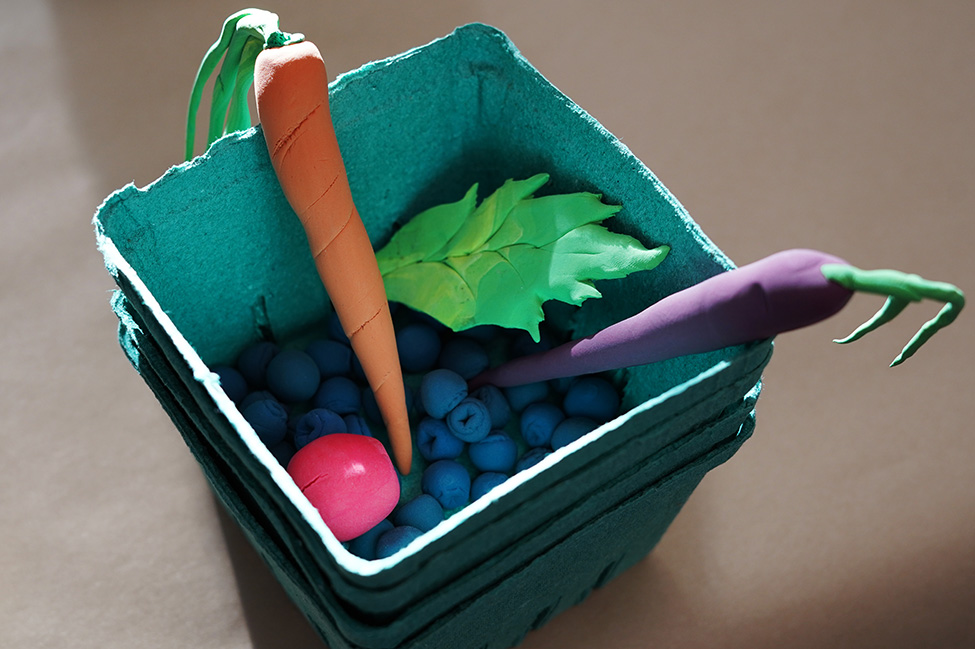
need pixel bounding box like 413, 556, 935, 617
821, 263, 964, 366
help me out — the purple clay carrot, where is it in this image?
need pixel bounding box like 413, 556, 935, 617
471, 248, 964, 388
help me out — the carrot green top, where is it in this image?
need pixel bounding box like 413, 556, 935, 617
185, 9, 304, 161
821, 264, 965, 366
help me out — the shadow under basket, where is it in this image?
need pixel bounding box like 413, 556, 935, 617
94, 23, 773, 649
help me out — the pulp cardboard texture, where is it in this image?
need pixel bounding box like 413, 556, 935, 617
95, 23, 773, 649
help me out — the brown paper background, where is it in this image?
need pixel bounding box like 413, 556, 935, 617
2, 1, 972, 647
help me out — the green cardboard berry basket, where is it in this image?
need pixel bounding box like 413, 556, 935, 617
94, 23, 773, 649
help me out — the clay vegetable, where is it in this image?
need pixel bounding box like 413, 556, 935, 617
186, 10, 412, 473
472, 248, 964, 387
375, 174, 669, 342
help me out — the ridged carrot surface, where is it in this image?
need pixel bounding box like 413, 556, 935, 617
253, 41, 411, 473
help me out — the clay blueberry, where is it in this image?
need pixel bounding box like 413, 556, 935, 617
348, 519, 393, 560
445, 397, 491, 443
438, 337, 489, 379
421, 459, 471, 509
515, 447, 550, 472
294, 408, 347, 449
419, 369, 467, 419
213, 365, 247, 403
396, 323, 441, 373
343, 413, 372, 437
242, 397, 288, 446
393, 494, 444, 532
470, 384, 511, 428
551, 416, 598, 450
563, 376, 620, 422
304, 338, 352, 379
520, 402, 565, 448
240, 390, 277, 410
375, 526, 424, 559
468, 432, 518, 473
416, 417, 465, 461
314, 376, 361, 415
470, 472, 508, 501
265, 349, 321, 403
236, 340, 279, 388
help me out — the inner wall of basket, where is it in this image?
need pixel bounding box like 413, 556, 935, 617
105, 23, 739, 420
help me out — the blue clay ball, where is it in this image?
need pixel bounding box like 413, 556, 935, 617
240, 390, 277, 411
563, 376, 620, 422
416, 417, 465, 461
470, 472, 509, 501
265, 349, 321, 403
327, 311, 349, 345
419, 369, 468, 419
504, 381, 549, 412
422, 460, 471, 510
438, 337, 489, 379
343, 413, 372, 437
294, 408, 347, 449
236, 341, 279, 388
348, 519, 393, 560
242, 397, 288, 446
445, 397, 491, 443
551, 417, 598, 450
396, 323, 441, 373
470, 384, 511, 429
213, 365, 247, 403
313, 376, 361, 415
305, 339, 352, 378
520, 402, 565, 448
515, 447, 551, 472
375, 526, 424, 559
393, 494, 444, 532
468, 432, 518, 473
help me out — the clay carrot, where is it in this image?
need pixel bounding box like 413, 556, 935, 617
186, 10, 412, 473
472, 248, 964, 388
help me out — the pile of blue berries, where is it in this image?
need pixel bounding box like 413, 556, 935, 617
212, 307, 623, 560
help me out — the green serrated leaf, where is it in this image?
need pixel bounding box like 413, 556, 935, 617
376, 184, 479, 273
545, 225, 670, 279
486, 192, 620, 250
381, 260, 477, 329
433, 174, 550, 259
377, 175, 669, 340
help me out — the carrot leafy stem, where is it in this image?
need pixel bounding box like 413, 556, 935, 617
821, 264, 965, 366
376, 174, 670, 341
185, 9, 303, 161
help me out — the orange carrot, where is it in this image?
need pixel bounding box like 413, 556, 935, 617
253, 40, 412, 473
185, 11, 412, 474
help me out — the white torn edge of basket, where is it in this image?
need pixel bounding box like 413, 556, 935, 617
346, 357, 735, 575
94, 230, 352, 559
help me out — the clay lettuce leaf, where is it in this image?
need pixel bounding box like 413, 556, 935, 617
375, 173, 669, 341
